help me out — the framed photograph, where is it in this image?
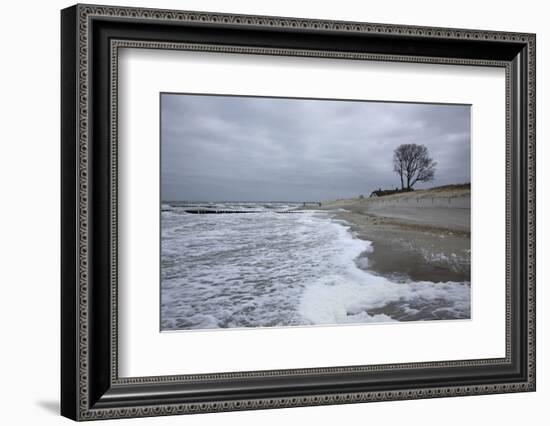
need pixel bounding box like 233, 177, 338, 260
61, 4, 536, 421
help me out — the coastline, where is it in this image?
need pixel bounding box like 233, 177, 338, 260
161, 194, 472, 329
306, 186, 471, 284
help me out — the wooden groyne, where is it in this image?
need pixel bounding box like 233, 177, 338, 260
184, 209, 260, 214
183, 209, 309, 214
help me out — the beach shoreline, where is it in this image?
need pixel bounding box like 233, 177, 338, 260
161, 192, 472, 329
305, 186, 471, 284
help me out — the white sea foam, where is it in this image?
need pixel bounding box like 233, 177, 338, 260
299, 274, 470, 325
161, 202, 470, 330
298, 225, 470, 324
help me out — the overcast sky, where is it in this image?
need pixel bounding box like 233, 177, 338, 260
161, 94, 470, 202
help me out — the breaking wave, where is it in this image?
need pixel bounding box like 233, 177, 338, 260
161, 202, 470, 331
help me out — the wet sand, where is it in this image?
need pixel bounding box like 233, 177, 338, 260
305, 187, 470, 283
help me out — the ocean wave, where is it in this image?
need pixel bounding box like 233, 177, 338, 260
163, 201, 301, 212
161, 203, 470, 330
298, 224, 470, 325
299, 276, 470, 324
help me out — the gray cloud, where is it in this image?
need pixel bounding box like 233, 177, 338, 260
161, 94, 470, 202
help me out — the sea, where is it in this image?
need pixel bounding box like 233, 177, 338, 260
161, 202, 470, 331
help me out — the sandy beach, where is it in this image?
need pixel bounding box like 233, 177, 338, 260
305, 185, 471, 284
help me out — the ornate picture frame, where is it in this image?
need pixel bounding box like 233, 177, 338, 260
61, 4, 535, 421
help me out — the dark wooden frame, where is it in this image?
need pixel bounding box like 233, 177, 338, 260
61, 4, 536, 421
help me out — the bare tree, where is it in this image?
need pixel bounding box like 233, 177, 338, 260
393, 144, 437, 190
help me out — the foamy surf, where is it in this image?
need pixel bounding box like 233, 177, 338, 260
298, 225, 470, 325
299, 274, 470, 325
161, 202, 470, 330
